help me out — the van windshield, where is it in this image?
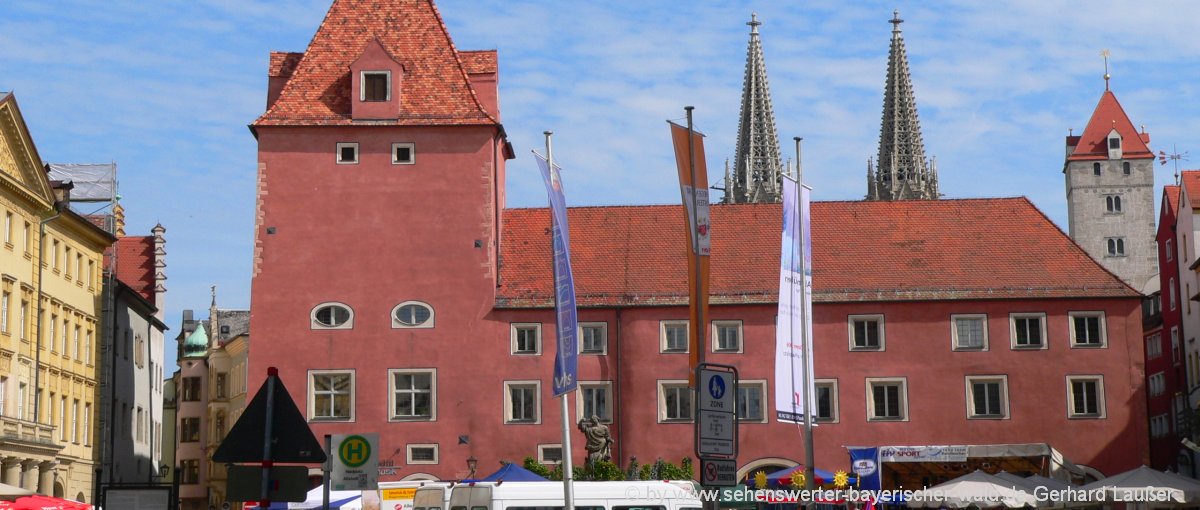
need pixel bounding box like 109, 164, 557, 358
509, 507, 604, 510
614, 506, 667, 510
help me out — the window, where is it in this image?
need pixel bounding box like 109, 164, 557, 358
1149, 372, 1165, 396
736, 381, 766, 423
965, 376, 1008, 419
577, 381, 612, 423
1151, 414, 1171, 438
504, 381, 540, 424
390, 369, 435, 421
1109, 137, 1121, 150
1122, 162, 1131, 175
309, 371, 353, 421
180, 417, 200, 442
510, 323, 541, 355
18, 301, 26, 340
0, 292, 8, 334
0, 377, 6, 417
712, 321, 742, 353
1173, 327, 1181, 364
83, 403, 90, 445
73, 327, 80, 360
392, 301, 434, 328
16, 383, 24, 421
866, 378, 907, 421
48, 314, 55, 351
392, 143, 416, 165
61, 318, 69, 356
538, 444, 564, 465
87, 260, 94, 288
1106, 237, 1126, 256
658, 381, 693, 422
180, 460, 200, 485
311, 302, 353, 329
215, 372, 228, 399
579, 323, 607, 354
407, 444, 438, 464
180, 377, 202, 401
135, 406, 142, 443
1146, 334, 1163, 360
85, 330, 92, 364
1168, 239, 1175, 262
1171, 278, 1177, 311
335, 143, 359, 165
951, 314, 987, 350
660, 321, 688, 353
1069, 312, 1106, 347
814, 379, 839, 423
21, 222, 29, 255
2, 212, 9, 245
361, 71, 390, 102
1010, 313, 1046, 349
64, 247, 71, 278
71, 399, 79, 443
1093, 162, 1101, 176
213, 412, 226, 443
1067, 376, 1105, 418
50, 240, 59, 270
75, 255, 81, 283
848, 315, 884, 350
1105, 195, 1123, 213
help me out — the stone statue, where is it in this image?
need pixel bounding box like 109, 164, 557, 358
578, 415, 613, 466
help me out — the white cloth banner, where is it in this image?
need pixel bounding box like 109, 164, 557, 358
775, 179, 815, 423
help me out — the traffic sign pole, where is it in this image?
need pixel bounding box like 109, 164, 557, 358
323, 434, 331, 510
260, 367, 278, 508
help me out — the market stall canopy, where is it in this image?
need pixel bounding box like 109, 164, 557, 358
755, 465, 856, 488
0, 483, 34, 502
477, 463, 550, 482
1078, 465, 1200, 506
907, 470, 1038, 509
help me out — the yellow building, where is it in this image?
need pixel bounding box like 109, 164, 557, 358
0, 92, 113, 503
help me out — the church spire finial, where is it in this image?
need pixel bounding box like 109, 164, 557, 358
1101, 49, 1111, 91
726, 12, 784, 204
891, 9, 903, 32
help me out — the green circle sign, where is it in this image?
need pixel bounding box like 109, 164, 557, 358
339, 435, 372, 468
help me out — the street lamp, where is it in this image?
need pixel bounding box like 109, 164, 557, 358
467, 456, 478, 479
157, 465, 170, 480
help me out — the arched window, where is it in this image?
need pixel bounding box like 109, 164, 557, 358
1093, 162, 1101, 176
392, 301, 434, 329
311, 302, 353, 329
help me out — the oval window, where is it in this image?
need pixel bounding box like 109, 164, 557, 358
314, 304, 351, 328
395, 303, 432, 327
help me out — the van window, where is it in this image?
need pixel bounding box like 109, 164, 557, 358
472, 506, 488, 510
615, 506, 667, 510
452, 506, 467, 510
509, 507, 605, 510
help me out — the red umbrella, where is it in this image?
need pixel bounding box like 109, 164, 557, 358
6, 495, 90, 510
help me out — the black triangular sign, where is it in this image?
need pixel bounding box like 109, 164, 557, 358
213, 371, 327, 463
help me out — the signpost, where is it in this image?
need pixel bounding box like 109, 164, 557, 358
695, 363, 738, 487
700, 458, 738, 487
331, 433, 380, 490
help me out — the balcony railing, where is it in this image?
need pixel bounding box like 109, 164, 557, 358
0, 415, 57, 447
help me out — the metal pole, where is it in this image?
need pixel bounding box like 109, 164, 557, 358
259, 368, 278, 507
685, 107, 704, 369
324, 434, 332, 510
795, 137, 815, 493
547, 131, 576, 510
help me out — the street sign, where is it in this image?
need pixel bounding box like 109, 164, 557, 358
226, 465, 309, 502
695, 363, 738, 459
700, 458, 738, 487
213, 371, 326, 464
332, 433, 380, 490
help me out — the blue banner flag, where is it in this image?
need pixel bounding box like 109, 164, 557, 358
535, 152, 579, 396
848, 447, 881, 490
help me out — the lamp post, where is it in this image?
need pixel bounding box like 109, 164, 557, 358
466, 456, 478, 479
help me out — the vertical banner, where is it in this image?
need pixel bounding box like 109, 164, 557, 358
848, 447, 882, 490
535, 152, 579, 396
669, 121, 711, 380
775, 178, 816, 423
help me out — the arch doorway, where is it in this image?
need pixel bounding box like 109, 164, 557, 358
738, 457, 798, 484
75, 492, 87, 504
52, 481, 64, 498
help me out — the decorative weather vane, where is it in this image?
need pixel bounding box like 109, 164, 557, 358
1159, 144, 1188, 185
1101, 49, 1111, 90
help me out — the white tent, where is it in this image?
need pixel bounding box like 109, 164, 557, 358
1079, 465, 1200, 507
290, 486, 363, 509
907, 470, 1038, 509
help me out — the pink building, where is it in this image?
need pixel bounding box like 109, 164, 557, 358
247, 0, 1147, 488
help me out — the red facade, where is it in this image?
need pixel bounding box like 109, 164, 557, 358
247, 0, 1148, 487
1151, 184, 1188, 472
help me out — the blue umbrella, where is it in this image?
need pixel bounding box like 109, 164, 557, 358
477, 463, 551, 482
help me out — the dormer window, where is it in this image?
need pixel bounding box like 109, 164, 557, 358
361, 71, 391, 102
1108, 137, 1121, 150
1106, 129, 1123, 159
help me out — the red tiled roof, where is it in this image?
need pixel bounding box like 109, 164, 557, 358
114, 236, 155, 303
1067, 90, 1152, 161
459, 50, 497, 74
496, 198, 1137, 307
1165, 184, 1180, 215
1182, 171, 1200, 209
268, 51, 303, 78
254, 0, 495, 127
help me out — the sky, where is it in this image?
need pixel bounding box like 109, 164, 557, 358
2, 1, 1199, 370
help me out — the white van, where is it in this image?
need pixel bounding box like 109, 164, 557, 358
449, 481, 703, 510
381, 481, 453, 510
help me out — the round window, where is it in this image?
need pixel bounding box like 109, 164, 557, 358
314, 304, 351, 327
395, 303, 432, 327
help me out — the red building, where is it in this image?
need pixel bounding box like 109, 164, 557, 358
1152, 179, 1191, 473
246, 0, 1147, 488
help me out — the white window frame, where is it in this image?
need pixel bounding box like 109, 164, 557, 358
1009, 313, 1048, 350
736, 380, 768, 424
657, 380, 694, 423
391, 301, 434, 329
1066, 375, 1106, 419
1171, 278, 1178, 311
510, 323, 542, 355
308, 370, 355, 422
1068, 311, 1107, 348
360, 70, 392, 101
1168, 239, 1175, 262
711, 320, 743, 353
660, 320, 689, 353
538, 444, 564, 465
950, 314, 988, 351
406, 443, 439, 465
865, 377, 908, 422
814, 378, 840, 423
848, 314, 885, 351
335, 142, 359, 165
2, 212, 9, 245
964, 375, 1009, 420
579, 322, 608, 355
575, 380, 614, 424
310, 302, 354, 330
503, 380, 541, 425
389, 368, 437, 422
391, 142, 416, 165
0, 291, 8, 334
1149, 372, 1165, 396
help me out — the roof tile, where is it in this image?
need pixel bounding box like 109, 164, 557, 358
1067, 90, 1153, 161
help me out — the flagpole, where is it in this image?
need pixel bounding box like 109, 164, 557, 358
686, 106, 704, 370
795, 136, 815, 493
547, 130, 576, 510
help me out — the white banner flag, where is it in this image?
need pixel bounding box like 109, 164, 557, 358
775, 179, 815, 423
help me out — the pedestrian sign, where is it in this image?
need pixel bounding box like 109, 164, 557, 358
331, 433, 379, 490
695, 363, 738, 460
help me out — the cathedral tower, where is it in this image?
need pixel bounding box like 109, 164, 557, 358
724, 13, 784, 204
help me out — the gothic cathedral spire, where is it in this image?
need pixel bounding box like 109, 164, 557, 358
725, 13, 784, 204
867, 10, 939, 201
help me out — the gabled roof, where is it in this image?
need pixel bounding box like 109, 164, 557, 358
113, 236, 155, 303
1165, 184, 1180, 215
0, 93, 56, 209
1182, 171, 1200, 209
496, 198, 1137, 307
254, 0, 496, 127
1067, 90, 1152, 161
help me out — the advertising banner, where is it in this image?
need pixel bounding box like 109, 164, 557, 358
535, 152, 579, 396
775, 179, 815, 423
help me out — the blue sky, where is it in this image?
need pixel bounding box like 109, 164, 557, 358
3, 1, 1198, 370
